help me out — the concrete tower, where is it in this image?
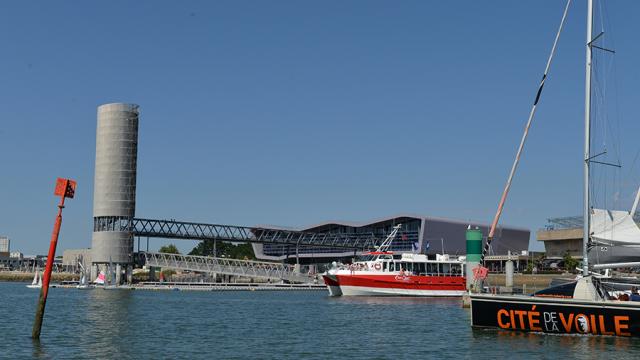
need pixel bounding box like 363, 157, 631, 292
91, 103, 139, 282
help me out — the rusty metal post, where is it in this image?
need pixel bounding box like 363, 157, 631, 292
32, 178, 76, 340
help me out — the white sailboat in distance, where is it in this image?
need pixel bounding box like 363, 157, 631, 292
26, 271, 42, 289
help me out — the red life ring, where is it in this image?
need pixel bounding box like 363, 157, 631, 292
373, 263, 382, 271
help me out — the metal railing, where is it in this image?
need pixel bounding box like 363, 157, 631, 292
94, 216, 380, 250
142, 252, 313, 283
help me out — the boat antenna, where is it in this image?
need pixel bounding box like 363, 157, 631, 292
480, 0, 572, 266
375, 224, 402, 253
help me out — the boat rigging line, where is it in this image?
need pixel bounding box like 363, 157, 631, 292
480, 0, 572, 266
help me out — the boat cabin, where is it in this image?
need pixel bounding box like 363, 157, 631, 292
366, 253, 464, 277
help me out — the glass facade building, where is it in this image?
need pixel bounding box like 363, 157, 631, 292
253, 214, 530, 263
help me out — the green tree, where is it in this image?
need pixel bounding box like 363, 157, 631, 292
160, 269, 176, 281
563, 251, 579, 272
534, 253, 546, 271
526, 261, 533, 273
189, 241, 255, 259
158, 244, 180, 254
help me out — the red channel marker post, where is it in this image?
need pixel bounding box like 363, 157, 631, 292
32, 178, 76, 340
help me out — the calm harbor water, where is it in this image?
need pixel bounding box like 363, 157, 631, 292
2, 282, 640, 359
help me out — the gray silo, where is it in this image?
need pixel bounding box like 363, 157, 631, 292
91, 103, 139, 282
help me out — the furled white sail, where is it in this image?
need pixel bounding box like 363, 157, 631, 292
590, 209, 640, 246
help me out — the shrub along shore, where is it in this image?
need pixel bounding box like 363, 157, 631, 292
0, 271, 78, 282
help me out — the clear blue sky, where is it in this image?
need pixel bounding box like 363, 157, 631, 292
2, 1, 640, 255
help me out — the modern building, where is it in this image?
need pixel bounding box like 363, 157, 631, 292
91, 103, 139, 282
537, 215, 640, 263
537, 216, 582, 259
252, 214, 530, 264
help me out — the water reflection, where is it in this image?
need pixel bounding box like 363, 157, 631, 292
1, 282, 637, 359
31, 339, 50, 360
330, 296, 462, 306
84, 289, 136, 359
471, 326, 640, 354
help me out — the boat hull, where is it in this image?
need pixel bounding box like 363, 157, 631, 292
323, 273, 465, 297
322, 273, 343, 296
339, 285, 465, 297
470, 293, 640, 337
589, 243, 640, 264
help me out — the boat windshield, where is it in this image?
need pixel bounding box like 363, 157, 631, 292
355, 254, 393, 262
354, 255, 375, 262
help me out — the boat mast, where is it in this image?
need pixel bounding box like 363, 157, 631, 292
479, 0, 572, 266
630, 184, 640, 215
582, 0, 593, 276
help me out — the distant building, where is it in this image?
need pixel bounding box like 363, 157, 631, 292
0, 236, 9, 253
537, 215, 640, 263
0, 240, 26, 270
537, 217, 583, 259
0, 237, 9, 269
252, 214, 530, 263
62, 248, 92, 270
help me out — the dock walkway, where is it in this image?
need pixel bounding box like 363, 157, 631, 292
142, 252, 314, 284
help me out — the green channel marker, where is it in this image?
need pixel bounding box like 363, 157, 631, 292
466, 228, 483, 262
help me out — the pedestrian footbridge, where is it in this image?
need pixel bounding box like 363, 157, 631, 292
141, 252, 314, 284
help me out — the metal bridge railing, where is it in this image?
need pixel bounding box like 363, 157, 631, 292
94, 216, 380, 250
142, 252, 313, 283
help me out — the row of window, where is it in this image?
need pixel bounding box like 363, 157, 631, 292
318, 220, 422, 235
384, 261, 463, 277
262, 232, 420, 256
93, 216, 132, 232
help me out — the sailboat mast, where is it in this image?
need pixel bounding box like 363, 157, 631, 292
582, 0, 593, 276
631, 185, 640, 215
478, 0, 572, 266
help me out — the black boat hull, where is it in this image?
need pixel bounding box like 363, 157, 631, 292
471, 294, 640, 337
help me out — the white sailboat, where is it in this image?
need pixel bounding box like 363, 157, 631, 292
26, 271, 42, 289
76, 262, 93, 289
470, 0, 640, 337
76, 272, 93, 289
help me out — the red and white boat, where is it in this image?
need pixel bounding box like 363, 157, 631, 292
322, 225, 466, 297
